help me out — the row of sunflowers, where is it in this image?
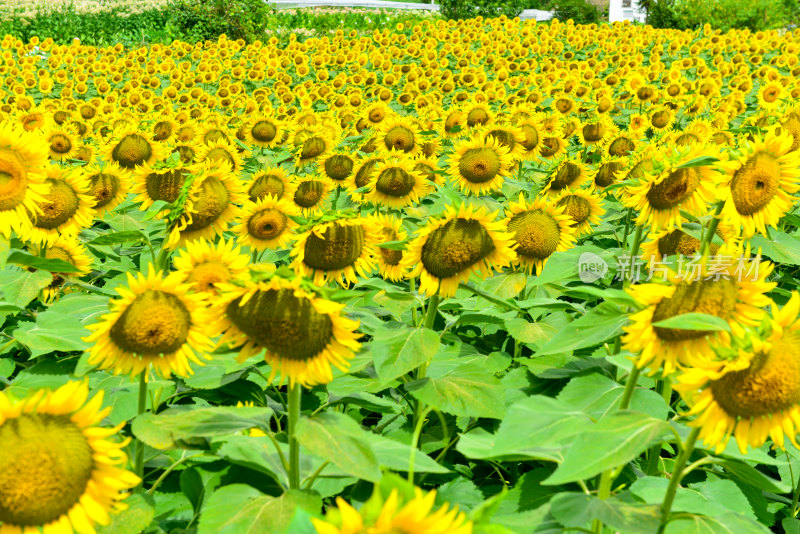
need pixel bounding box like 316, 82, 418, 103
2, 15, 800, 534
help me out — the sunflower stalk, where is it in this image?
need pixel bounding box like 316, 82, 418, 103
657, 426, 701, 533
134, 372, 148, 489
699, 201, 724, 256
287, 383, 302, 490
458, 283, 526, 314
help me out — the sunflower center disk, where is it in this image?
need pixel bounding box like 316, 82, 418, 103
550, 162, 582, 191
300, 136, 326, 160
249, 175, 285, 201
651, 278, 737, 341
88, 173, 120, 208
556, 195, 591, 225
384, 126, 415, 152
711, 333, 800, 418
251, 121, 277, 143
109, 289, 191, 354
414, 163, 436, 183
520, 125, 539, 151
609, 137, 635, 157
0, 413, 93, 526
730, 151, 780, 216
205, 148, 236, 169
651, 111, 672, 129
35, 179, 79, 229
203, 129, 228, 144
379, 228, 402, 266
189, 261, 230, 292
49, 134, 72, 154
112, 133, 152, 169
355, 160, 379, 188
376, 168, 415, 197
421, 218, 496, 278
303, 223, 365, 270
184, 176, 230, 231
508, 210, 560, 260
153, 121, 173, 141
248, 208, 287, 240
325, 155, 354, 181
294, 181, 324, 208
145, 169, 187, 203
459, 148, 501, 184
645, 167, 700, 210
0, 150, 28, 211
583, 124, 605, 143
466, 109, 489, 127
226, 289, 333, 361
595, 161, 624, 187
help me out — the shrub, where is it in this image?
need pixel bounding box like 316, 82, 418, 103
645, 0, 795, 31
439, 0, 530, 19
549, 0, 601, 24
168, 0, 275, 43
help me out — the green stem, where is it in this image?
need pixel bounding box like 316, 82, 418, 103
146, 452, 203, 496
619, 365, 642, 410
332, 186, 340, 211
592, 469, 615, 533
410, 277, 419, 327
645, 378, 672, 475
791, 452, 800, 517
303, 461, 330, 490
458, 283, 525, 313
699, 202, 724, 257
134, 372, 148, 488
657, 427, 701, 533
287, 383, 302, 490
423, 294, 441, 331
408, 405, 432, 484
154, 247, 171, 273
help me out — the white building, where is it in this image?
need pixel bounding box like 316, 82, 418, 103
608, 0, 647, 23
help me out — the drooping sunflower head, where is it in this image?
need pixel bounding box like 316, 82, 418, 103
463, 101, 494, 129
0, 121, 51, 238
542, 157, 589, 197
606, 131, 638, 158
131, 160, 196, 213
247, 166, 295, 202
371, 214, 410, 282
319, 151, 356, 183
290, 215, 379, 288
640, 222, 736, 266
554, 188, 606, 237
104, 127, 163, 170
173, 238, 251, 295
151, 116, 179, 143
197, 139, 246, 174
503, 194, 576, 275
84, 264, 215, 378
212, 274, 361, 387
592, 155, 627, 190
83, 161, 131, 215
28, 235, 93, 301
367, 153, 432, 208
292, 124, 334, 167
243, 115, 283, 148
233, 194, 301, 252
577, 117, 613, 148
481, 122, 526, 161
622, 250, 775, 377
377, 115, 422, 156
447, 135, 514, 196
0, 381, 140, 534
514, 117, 543, 161
649, 106, 675, 131
718, 131, 800, 237
403, 203, 516, 297
292, 175, 333, 215
28, 165, 96, 245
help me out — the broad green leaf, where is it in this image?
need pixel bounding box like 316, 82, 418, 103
556, 374, 669, 420
365, 432, 450, 474
132, 407, 273, 449
751, 233, 800, 265
476, 272, 528, 299
630, 477, 754, 519
86, 230, 147, 246
718, 458, 789, 493
46, 293, 111, 323
6, 250, 83, 273
545, 411, 672, 484
405, 360, 505, 419
652, 312, 731, 332
675, 155, 719, 169
0, 269, 52, 307
664, 513, 771, 534
198, 485, 321, 534
536, 301, 629, 356
370, 325, 440, 383
12, 311, 90, 357
533, 245, 617, 286
295, 412, 381, 482
97, 494, 155, 534
549, 492, 660, 533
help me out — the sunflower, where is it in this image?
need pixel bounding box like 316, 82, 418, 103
0, 381, 140, 534
319, 151, 356, 184
28, 166, 95, 245
649, 106, 676, 132
463, 101, 494, 129
541, 157, 589, 197
367, 153, 432, 208
623, 144, 720, 231
151, 116, 179, 143
554, 188, 606, 237
197, 139, 246, 174
247, 166, 296, 202
537, 135, 567, 160
447, 135, 514, 196
622, 251, 774, 377
292, 124, 334, 167
312, 488, 472, 534
372, 214, 410, 282
675, 291, 800, 454
173, 238, 250, 295
377, 115, 422, 156
502, 194, 576, 275
347, 157, 382, 203
166, 162, 246, 248
43, 125, 79, 161
577, 117, 613, 148
84, 265, 214, 378
292, 175, 333, 215
403, 203, 515, 298
83, 161, 131, 216
233, 194, 300, 251
757, 81, 785, 110
28, 235, 93, 301
606, 131, 638, 158
242, 115, 283, 148
291, 216, 379, 287
640, 223, 735, 266
717, 131, 800, 237
131, 161, 195, 213
515, 118, 543, 160
593, 155, 627, 190
104, 127, 163, 170
482, 123, 526, 161
0, 121, 51, 238
211, 274, 361, 387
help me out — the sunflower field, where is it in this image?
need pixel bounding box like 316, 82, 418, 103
2, 14, 800, 534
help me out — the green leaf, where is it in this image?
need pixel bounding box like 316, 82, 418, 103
406, 360, 505, 419
12, 311, 90, 357
664, 513, 771, 533
86, 230, 147, 246
0, 269, 52, 307
550, 492, 660, 533
651, 312, 731, 333
377, 239, 407, 250
6, 250, 83, 273
365, 432, 450, 474
96, 494, 155, 534
675, 156, 719, 169
198, 485, 321, 534
132, 407, 273, 449
751, 233, 800, 265
545, 411, 672, 484
295, 411, 382, 482
536, 301, 629, 356
370, 326, 440, 384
